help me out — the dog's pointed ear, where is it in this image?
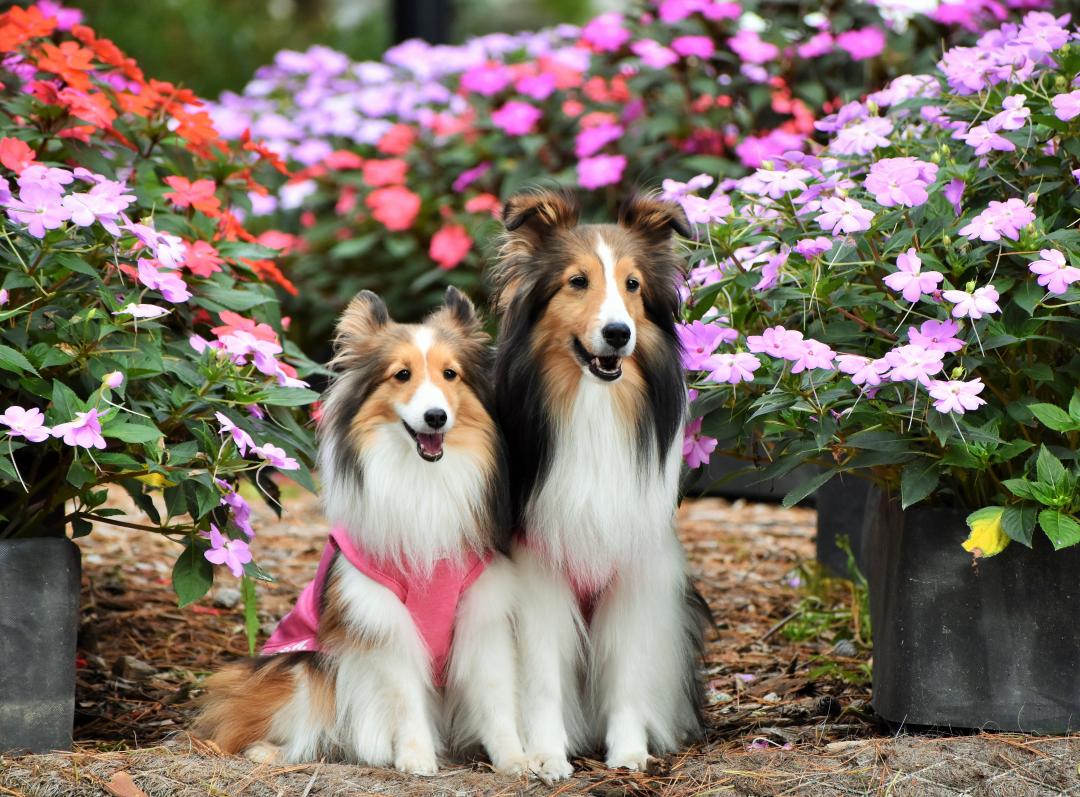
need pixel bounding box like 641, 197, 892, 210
618, 193, 691, 241
440, 285, 482, 334
502, 188, 580, 247
335, 290, 390, 352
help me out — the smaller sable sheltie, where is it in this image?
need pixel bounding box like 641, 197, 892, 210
196, 288, 529, 775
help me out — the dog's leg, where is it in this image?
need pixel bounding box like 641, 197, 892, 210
590, 540, 700, 771
446, 555, 530, 775
514, 543, 581, 782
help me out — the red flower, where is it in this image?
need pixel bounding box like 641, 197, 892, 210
366, 186, 421, 232
0, 137, 37, 173
429, 224, 472, 270
211, 310, 278, 343
377, 124, 416, 156
243, 258, 298, 296
0, 6, 56, 51
36, 41, 95, 91
163, 175, 221, 215
323, 150, 364, 170
465, 193, 501, 217
256, 230, 299, 254
59, 88, 117, 129
362, 158, 408, 187
184, 240, 224, 277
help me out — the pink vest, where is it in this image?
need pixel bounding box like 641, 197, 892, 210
263, 527, 490, 686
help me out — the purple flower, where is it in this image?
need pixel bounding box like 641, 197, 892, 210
864, 158, 937, 208
18, 165, 74, 196
754, 249, 789, 292
660, 174, 713, 202
682, 417, 717, 469
5, 187, 71, 238
958, 199, 1035, 242
51, 408, 107, 450
928, 378, 987, 415
515, 73, 556, 101
114, 303, 170, 319
787, 339, 836, 374
727, 30, 778, 65
988, 94, 1030, 131
794, 237, 833, 259
581, 13, 630, 52
254, 442, 299, 471
884, 345, 945, 384
103, 372, 124, 389
459, 62, 512, 96
943, 285, 1000, 319
836, 354, 890, 387
491, 101, 543, 136
798, 31, 834, 59
577, 154, 626, 190
944, 179, 965, 216
836, 28, 886, 60
747, 326, 805, 359
735, 130, 805, 168
0, 406, 51, 442
831, 117, 893, 156
705, 352, 761, 385
815, 197, 874, 235
952, 123, 1015, 156
452, 162, 491, 193
137, 259, 191, 304
575, 122, 623, 158
907, 319, 964, 353
1051, 90, 1080, 122
746, 168, 812, 199
671, 35, 714, 59
631, 39, 678, 69
216, 478, 254, 538
215, 411, 256, 455
883, 248, 943, 303
678, 320, 737, 370
203, 524, 253, 578
1030, 249, 1080, 295
681, 194, 732, 225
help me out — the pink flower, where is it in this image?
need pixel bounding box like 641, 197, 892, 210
113, 303, 170, 319
452, 162, 491, 193
682, 417, 717, 469
883, 248, 943, 303
727, 30, 778, 64
747, 326, 804, 359
137, 259, 191, 304
203, 524, 252, 578
836, 28, 885, 60
102, 372, 123, 389
943, 286, 1000, 319
216, 479, 255, 538
958, 199, 1035, 242
575, 122, 623, 159
884, 345, 945, 385
51, 408, 107, 450
0, 288, 7, 306
18, 165, 74, 195
831, 117, 893, 156
705, 352, 761, 384
678, 320, 737, 371
952, 123, 1015, 156
989, 95, 1030, 131
631, 39, 678, 69
836, 354, 890, 387
577, 154, 626, 190
680, 194, 732, 225
944, 179, 965, 216
515, 73, 556, 101
429, 224, 472, 270
788, 339, 836, 374
581, 13, 630, 52
459, 62, 511, 96
671, 35, 715, 59
864, 158, 937, 208
794, 237, 832, 258
1051, 90, 1080, 122
5, 186, 71, 237
928, 378, 987, 415
254, 442, 299, 471
1030, 249, 1080, 295
215, 411, 255, 456
0, 406, 51, 442
366, 186, 421, 231
815, 197, 874, 235
735, 130, 805, 168
907, 319, 964, 353
491, 101, 543, 136
747, 168, 811, 199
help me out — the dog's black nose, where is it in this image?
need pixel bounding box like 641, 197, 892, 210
424, 409, 447, 429
601, 323, 631, 349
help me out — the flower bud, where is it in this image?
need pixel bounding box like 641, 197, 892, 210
103, 371, 124, 389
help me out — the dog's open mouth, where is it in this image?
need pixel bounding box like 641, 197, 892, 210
573, 337, 622, 382
403, 422, 444, 462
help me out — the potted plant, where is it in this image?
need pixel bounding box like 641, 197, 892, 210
0, 4, 317, 752
676, 10, 1080, 731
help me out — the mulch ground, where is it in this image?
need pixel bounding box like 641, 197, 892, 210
1, 488, 1077, 796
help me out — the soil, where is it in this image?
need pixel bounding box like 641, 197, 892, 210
1, 488, 1077, 796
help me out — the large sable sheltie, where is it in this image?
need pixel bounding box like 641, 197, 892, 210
493, 189, 708, 779
196, 287, 529, 775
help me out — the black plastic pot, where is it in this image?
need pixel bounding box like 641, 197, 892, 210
0, 537, 81, 753
863, 491, 1080, 733
815, 475, 876, 577
686, 454, 815, 502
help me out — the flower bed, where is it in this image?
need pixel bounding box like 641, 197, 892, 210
678, 10, 1080, 553
209, 0, 1050, 350
0, 3, 318, 640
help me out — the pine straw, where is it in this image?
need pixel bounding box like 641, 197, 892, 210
2, 492, 1078, 796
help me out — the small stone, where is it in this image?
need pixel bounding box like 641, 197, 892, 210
762, 692, 781, 703
113, 655, 157, 681
831, 639, 858, 658
213, 587, 242, 609
710, 691, 733, 704
259, 621, 278, 637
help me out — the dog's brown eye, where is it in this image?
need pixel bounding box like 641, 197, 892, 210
394, 369, 411, 382
443, 369, 457, 381
569, 275, 588, 289
626, 277, 640, 292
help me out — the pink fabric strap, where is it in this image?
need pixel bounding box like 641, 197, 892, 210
263, 527, 490, 686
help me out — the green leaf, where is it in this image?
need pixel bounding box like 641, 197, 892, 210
241, 575, 259, 657
1002, 478, 1039, 501
53, 252, 101, 279
1035, 445, 1067, 489
103, 421, 163, 444
49, 380, 83, 423
0, 344, 38, 376
71, 515, 93, 538
901, 461, 939, 509
196, 284, 275, 312
1069, 390, 1080, 421
66, 458, 93, 489
1001, 505, 1037, 547
1028, 403, 1080, 433
1011, 279, 1043, 315
259, 386, 320, 407
781, 468, 837, 509
1038, 510, 1080, 551
173, 539, 214, 608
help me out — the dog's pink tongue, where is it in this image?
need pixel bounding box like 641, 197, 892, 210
417, 432, 444, 456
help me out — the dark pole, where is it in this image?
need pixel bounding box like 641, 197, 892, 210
393, 0, 454, 44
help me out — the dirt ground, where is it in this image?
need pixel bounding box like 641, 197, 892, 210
1, 487, 1078, 796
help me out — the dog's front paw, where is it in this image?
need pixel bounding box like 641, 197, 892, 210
606, 749, 652, 771
395, 741, 438, 776
528, 752, 574, 783
243, 741, 282, 764
489, 750, 531, 776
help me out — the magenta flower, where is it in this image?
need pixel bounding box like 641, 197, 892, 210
577, 154, 626, 190
515, 73, 556, 101
928, 378, 987, 415
831, 117, 893, 156
815, 197, 874, 235
682, 417, 717, 469
958, 199, 1035, 242
794, 237, 832, 258
51, 408, 107, 450
681, 194, 732, 225
451, 162, 490, 193
1030, 249, 1080, 295
1051, 90, 1080, 122
943, 285, 1000, 319
215, 411, 255, 455
203, 524, 253, 578
884, 345, 945, 384
102, 371, 124, 389
727, 30, 778, 64
907, 319, 964, 353
18, 165, 73, 195
944, 179, 965, 216
677, 320, 737, 371
671, 35, 715, 59
216, 478, 254, 538
0, 288, 7, 306
660, 174, 713, 202
747, 326, 805, 360
753, 250, 789, 292
491, 101, 543, 136
0, 406, 51, 442
137, 259, 191, 303
988, 95, 1030, 131
952, 124, 1015, 156
748, 168, 812, 199
631, 39, 678, 69
114, 303, 170, 319
836, 28, 885, 60
459, 62, 511, 96
798, 31, 834, 59
788, 339, 836, 374
5, 187, 71, 238
254, 442, 299, 471
581, 13, 630, 52
864, 158, 937, 208
575, 122, 623, 158
705, 352, 760, 385
836, 354, 890, 387
883, 248, 943, 303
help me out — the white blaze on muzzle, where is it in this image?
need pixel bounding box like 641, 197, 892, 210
395, 327, 453, 461
591, 234, 636, 356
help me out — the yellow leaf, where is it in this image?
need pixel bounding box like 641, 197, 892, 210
962, 507, 1009, 558
135, 473, 173, 488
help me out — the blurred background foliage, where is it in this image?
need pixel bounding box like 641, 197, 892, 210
64, 0, 599, 96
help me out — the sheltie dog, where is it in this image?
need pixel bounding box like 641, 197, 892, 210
492, 189, 708, 779
196, 287, 529, 775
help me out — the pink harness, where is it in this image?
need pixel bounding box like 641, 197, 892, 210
263, 527, 490, 686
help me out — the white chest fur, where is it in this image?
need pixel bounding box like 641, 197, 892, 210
525, 379, 683, 589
